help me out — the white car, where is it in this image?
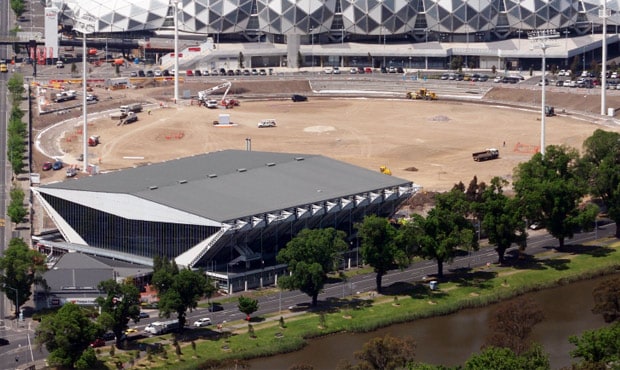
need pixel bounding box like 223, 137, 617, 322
558, 69, 565, 76
333, 67, 341, 74
206, 99, 219, 109
193, 318, 212, 327
323, 67, 333, 74
258, 119, 277, 128
493, 76, 503, 83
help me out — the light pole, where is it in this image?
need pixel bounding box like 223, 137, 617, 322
310, 27, 314, 68
529, 30, 559, 156
173, 0, 179, 104
464, 0, 469, 68
73, 14, 95, 173
600, 2, 610, 116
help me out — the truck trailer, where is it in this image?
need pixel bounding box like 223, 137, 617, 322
472, 148, 499, 162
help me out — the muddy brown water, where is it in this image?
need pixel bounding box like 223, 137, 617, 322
248, 274, 617, 369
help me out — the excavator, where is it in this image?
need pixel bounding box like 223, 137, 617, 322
406, 88, 437, 100
197, 81, 239, 108
379, 166, 392, 175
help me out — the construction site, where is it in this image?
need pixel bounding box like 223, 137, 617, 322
32, 76, 620, 197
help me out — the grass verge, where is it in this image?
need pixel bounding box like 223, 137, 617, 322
101, 240, 620, 369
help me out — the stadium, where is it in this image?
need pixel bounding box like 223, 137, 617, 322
46, 0, 620, 71
32, 150, 417, 292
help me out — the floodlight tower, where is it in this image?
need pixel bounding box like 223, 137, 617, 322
173, 0, 179, 103
73, 14, 96, 173
600, 1, 611, 116
529, 29, 559, 156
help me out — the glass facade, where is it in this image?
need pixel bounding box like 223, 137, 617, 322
42, 194, 220, 261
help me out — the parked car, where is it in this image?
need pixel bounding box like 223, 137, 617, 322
251, 68, 258, 75
291, 94, 308, 102
42, 162, 53, 171
396, 67, 404, 73
211, 69, 219, 76
86, 94, 98, 102
332, 67, 340, 74
441, 73, 450, 80
193, 317, 212, 327
243, 69, 251, 76
227, 69, 235, 76
145, 70, 154, 77
349, 67, 358, 74
388, 66, 396, 73
101, 332, 116, 341
259, 68, 267, 75
201, 69, 210, 76
478, 75, 489, 82
235, 69, 242, 75
90, 338, 106, 348
194, 69, 202, 76
493, 76, 503, 83
186, 70, 194, 77
364, 67, 373, 73
138, 70, 145, 77
357, 66, 365, 74
323, 67, 333, 74
52, 161, 63, 170
154, 70, 162, 77
124, 328, 138, 335
129, 71, 138, 77
162, 69, 170, 76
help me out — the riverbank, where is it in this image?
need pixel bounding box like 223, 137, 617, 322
102, 236, 620, 369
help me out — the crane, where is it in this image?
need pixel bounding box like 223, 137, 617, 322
197, 81, 237, 108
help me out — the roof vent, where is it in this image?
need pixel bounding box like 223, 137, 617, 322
266, 162, 276, 167
149, 186, 158, 190
294, 157, 305, 161
178, 180, 187, 184
237, 168, 247, 172
208, 174, 217, 178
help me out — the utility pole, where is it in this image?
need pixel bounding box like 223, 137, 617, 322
600, 2, 610, 116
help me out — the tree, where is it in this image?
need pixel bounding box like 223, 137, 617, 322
238, 52, 245, 69
591, 277, 620, 323
36, 303, 100, 369
7, 73, 25, 102
513, 145, 597, 249
0, 238, 46, 317
156, 266, 209, 330
277, 228, 348, 306
478, 177, 526, 264
10, 0, 25, 17
411, 190, 477, 278
238, 295, 259, 321
95, 279, 141, 348
8, 187, 28, 224
485, 297, 544, 355
357, 215, 400, 293
353, 334, 416, 370
569, 322, 620, 367
581, 129, 620, 238
465, 344, 549, 370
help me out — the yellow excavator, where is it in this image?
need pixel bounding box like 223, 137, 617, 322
379, 166, 392, 175
406, 88, 437, 100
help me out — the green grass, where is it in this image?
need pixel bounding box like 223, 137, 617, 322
100, 240, 620, 369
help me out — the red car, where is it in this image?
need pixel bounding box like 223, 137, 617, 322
42, 162, 53, 171
90, 338, 106, 348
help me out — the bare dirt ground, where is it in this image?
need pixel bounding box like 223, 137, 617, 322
33, 80, 620, 194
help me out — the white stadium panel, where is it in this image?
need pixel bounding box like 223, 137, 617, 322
60, 0, 169, 32
256, 0, 336, 34
580, 0, 620, 25
341, 0, 419, 35
178, 0, 253, 33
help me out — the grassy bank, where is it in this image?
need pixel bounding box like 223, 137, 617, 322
102, 238, 620, 369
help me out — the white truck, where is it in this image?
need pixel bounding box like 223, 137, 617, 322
54, 90, 77, 103
120, 103, 143, 114
144, 319, 179, 335
258, 119, 276, 128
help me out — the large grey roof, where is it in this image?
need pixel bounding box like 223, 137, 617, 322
42, 150, 412, 222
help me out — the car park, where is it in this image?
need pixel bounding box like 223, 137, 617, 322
52, 161, 63, 170
193, 317, 212, 327
42, 162, 53, 171
291, 94, 308, 102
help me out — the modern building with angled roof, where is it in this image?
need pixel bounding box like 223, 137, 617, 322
33, 150, 417, 292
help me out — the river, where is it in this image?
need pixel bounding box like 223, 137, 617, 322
249, 274, 616, 369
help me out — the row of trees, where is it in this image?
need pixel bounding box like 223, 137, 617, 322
7, 73, 27, 175
278, 130, 620, 303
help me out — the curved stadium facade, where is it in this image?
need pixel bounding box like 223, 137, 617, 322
52, 0, 619, 40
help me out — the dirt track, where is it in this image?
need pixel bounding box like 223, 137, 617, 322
33, 79, 620, 193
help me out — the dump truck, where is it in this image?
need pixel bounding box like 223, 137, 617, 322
406, 88, 437, 100
120, 103, 143, 114
472, 148, 499, 162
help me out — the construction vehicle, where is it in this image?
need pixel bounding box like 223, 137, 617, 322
88, 135, 100, 147
545, 106, 555, 117
118, 112, 138, 126
197, 81, 234, 108
120, 103, 143, 114
54, 90, 77, 103
472, 148, 500, 162
406, 88, 437, 100
379, 166, 392, 175
110, 110, 127, 120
